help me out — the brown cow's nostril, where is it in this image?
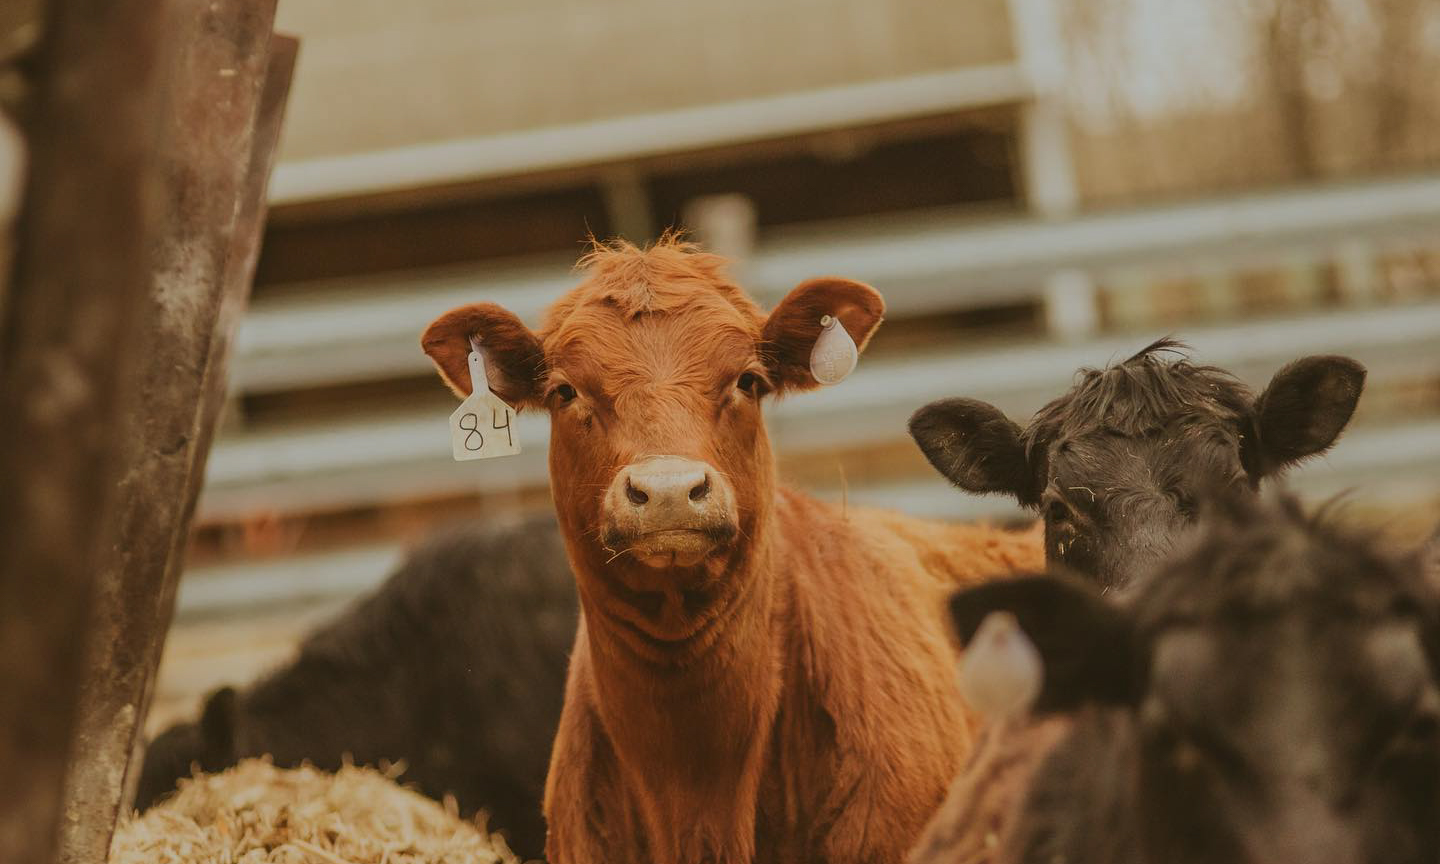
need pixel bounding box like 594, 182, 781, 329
689, 475, 712, 502
625, 478, 649, 506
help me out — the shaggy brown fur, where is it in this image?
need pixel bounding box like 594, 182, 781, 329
422, 236, 1044, 864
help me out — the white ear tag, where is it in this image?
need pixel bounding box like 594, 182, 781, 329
957, 611, 1043, 719
809, 314, 858, 385
449, 338, 521, 461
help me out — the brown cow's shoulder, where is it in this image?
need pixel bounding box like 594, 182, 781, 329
744, 488, 1041, 862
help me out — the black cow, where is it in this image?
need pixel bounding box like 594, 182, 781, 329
909, 340, 1365, 589
941, 495, 1440, 864
136, 513, 576, 859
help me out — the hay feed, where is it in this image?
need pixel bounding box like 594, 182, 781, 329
110, 759, 522, 864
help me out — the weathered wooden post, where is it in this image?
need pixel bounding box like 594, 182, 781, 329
0, 2, 179, 862
55, 3, 295, 860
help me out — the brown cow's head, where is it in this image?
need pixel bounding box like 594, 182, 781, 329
423, 237, 883, 651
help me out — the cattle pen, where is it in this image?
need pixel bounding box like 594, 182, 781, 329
3, 0, 1440, 863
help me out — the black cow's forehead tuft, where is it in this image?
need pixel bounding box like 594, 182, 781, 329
1023, 341, 1254, 464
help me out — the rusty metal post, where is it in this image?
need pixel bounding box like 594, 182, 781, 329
0, 1, 177, 862
124, 32, 300, 810
55, 6, 293, 861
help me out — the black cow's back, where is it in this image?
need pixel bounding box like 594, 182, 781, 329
136, 512, 577, 859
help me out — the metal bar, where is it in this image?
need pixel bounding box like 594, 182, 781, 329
195, 298, 1440, 521
129, 30, 298, 816
1008, 0, 1079, 218
126, 31, 298, 798
231, 171, 1440, 394
0, 1, 176, 862
54, 6, 287, 862
170, 412, 1440, 626
268, 64, 1033, 204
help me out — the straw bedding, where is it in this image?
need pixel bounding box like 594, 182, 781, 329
110, 759, 522, 864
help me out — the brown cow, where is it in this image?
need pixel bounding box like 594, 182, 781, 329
422, 236, 1043, 864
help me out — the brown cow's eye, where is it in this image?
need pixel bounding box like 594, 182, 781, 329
736, 372, 763, 395
552, 383, 577, 404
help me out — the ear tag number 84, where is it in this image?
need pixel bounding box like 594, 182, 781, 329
449, 338, 521, 461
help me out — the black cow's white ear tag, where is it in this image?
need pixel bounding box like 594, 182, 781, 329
958, 611, 1043, 719
449, 337, 521, 461
809, 314, 858, 385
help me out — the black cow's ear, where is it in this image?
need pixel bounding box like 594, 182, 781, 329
1249, 355, 1366, 476
199, 686, 239, 765
909, 398, 1039, 506
949, 575, 1141, 713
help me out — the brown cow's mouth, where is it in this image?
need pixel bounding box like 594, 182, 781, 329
633, 528, 717, 568
602, 522, 737, 569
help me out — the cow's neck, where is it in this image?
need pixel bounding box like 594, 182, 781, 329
578, 498, 786, 863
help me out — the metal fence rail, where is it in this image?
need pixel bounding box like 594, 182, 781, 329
200, 298, 1440, 521
180, 413, 1440, 623
233, 171, 1440, 394
268, 65, 1033, 205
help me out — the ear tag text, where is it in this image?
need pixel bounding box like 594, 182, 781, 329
809, 313, 859, 385
450, 337, 521, 461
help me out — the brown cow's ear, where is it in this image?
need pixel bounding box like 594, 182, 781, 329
760, 277, 885, 392
421, 303, 546, 408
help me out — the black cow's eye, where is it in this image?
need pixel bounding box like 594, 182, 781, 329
1399, 698, 1440, 748
736, 372, 762, 395
1046, 499, 1071, 523
1406, 711, 1440, 744
552, 383, 577, 404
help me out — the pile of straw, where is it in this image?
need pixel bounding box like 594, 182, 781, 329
110, 759, 521, 864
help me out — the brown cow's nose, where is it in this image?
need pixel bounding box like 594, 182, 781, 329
604, 455, 738, 568
622, 459, 712, 513
625, 479, 649, 505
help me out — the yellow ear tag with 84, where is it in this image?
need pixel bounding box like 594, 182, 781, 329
450, 337, 521, 461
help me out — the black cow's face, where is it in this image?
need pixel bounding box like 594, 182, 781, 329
948, 496, 1440, 864
1138, 615, 1440, 864
910, 344, 1365, 591
1039, 421, 1247, 589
